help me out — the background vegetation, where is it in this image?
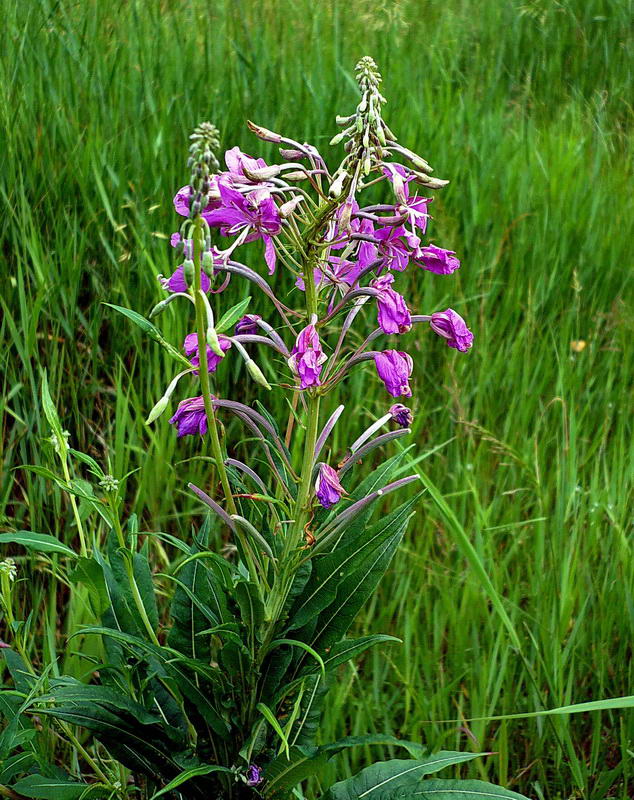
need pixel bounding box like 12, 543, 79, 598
1, 0, 632, 797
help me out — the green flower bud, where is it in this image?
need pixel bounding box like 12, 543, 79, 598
206, 326, 225, 358
202, 250, 215, 278
183, 259, 195, 287
145, 394, 170, 425
246, 359, 271, 390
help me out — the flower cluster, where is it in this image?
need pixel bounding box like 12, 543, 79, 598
152, 55, 473, 515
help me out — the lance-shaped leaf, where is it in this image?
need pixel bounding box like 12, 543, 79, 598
215, 296, 252, 333
0, 532, 77, 558
310, 500, 417, 653
10, 774, 102, 800
321, 754, 487, 800
168, 516, 230, 660
410, 779, 530, 799
288, 496, 418, 634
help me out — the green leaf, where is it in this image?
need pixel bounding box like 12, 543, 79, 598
265, 736, 427, 798
319, 635, 401, 673
322, 754, 486, 800
69, 557, 109, 616
289, 497, 418, 634
104, 303, 191, 367
133, 542, 159, 631
40, 371, 63, 442
215, 296, 252, 333
264, 745, 327, 797
269, 639, 326, 680
11, 774, 98, 800
257, 701, 291, 757
150, 765, 233, 800
236, 579, 265, 633
0, 532, 76, 558
410, 779, 529, 799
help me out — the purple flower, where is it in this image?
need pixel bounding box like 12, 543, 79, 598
235, 314, 262, 335
415, 244, 460, 275
224, 147, 268, 182
169, 396, 208, 437
246, 765, 263, 787
374, 350, 414, 398
383, 164, 431, 233
288, 324, 327, 389
315, 463, 346, 509
170, 232, 182, 248
173, 183, 220, 224
206, 183, 282, 274
296, 256, 363, 292
370, 274, 412, 335
165, 264, 211, 293
184, 333, 232, 372
363, 226, 420, 274
430, 308, 474, 352
389, 403, 413, 427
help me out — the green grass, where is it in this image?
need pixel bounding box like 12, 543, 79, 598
1, 0, 633, 797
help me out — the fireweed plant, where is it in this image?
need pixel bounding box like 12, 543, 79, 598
1, 59, 529, 800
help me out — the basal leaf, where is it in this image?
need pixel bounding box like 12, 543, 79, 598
322, 754, 486, 800
0, 532, 76, 558
411, 779, 530, 799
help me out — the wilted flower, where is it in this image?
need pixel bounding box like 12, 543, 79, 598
430, 308, 474, 352
206, 184, 282, 274
389, 403, 413, 427
371, 274, 412, 335
169, 396, 209, 437
184, 333, 232, 372
374, 350, 414, 397
415, 244, 460, 275
246, 764, 263, 787
288, 324, 327, 389
315, 463, 346, 509
235, 314, 262, 335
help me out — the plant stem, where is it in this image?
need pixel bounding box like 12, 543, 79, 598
192, 217, 237, 516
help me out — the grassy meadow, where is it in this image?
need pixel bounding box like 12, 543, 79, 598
1, 0, 633, 797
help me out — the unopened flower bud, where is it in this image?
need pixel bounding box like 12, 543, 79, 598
329, 130, 349, 146
145, 394, 170, 425
246, 359, 271, 390
202, 250, 215, 278
284, 171, 310, 182
99, 475, 120, 493
150, 298, 170, 318
247, 120, 283, 143
243, 164, 282, 181
183, 259, 195, 287
279, 148, 305, 160
329, 170, 348, 197
413, 173, 450, 189
206, 326, 225, 358
279, 196, 304, 217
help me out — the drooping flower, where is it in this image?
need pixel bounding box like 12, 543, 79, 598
415, 244, 460, 275
374, 350, 414, 397
370, 274, 412, 335
206, 183, 282, 274
296, 256, 363, 292
430, 308, 474, 352
246, 765, 263, 787
389, 403, 413, 427
169, 396, 208, 437
184, 333, 232, 372
288, 324, 327, 389
315, 463, 346, 509
234, 314, 262, 335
